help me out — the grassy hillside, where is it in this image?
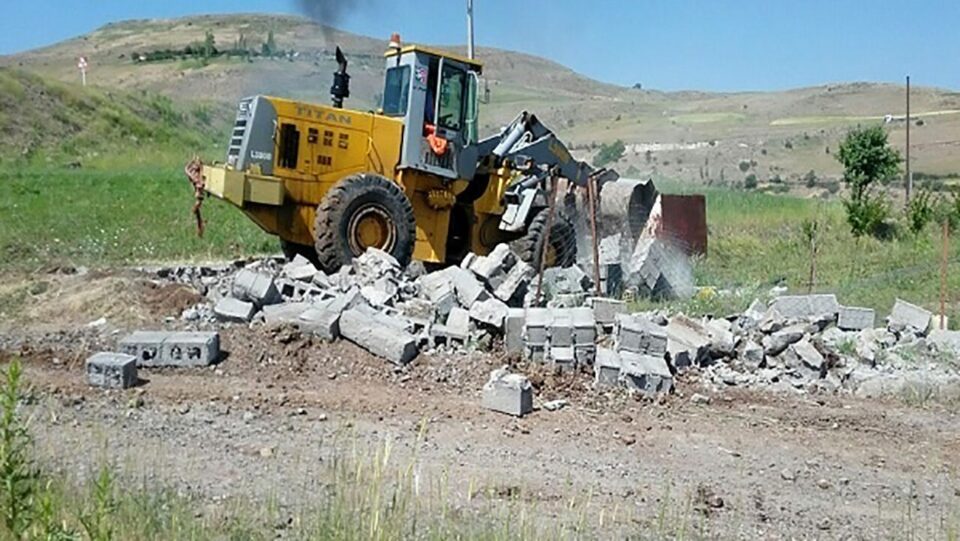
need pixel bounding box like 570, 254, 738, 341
4, 13, 960, 184
0, 67, 229, 167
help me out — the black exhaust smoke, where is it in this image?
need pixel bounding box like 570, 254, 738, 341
330, 46, 350, 108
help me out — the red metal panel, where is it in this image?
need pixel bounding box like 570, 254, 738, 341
659, 194, 707, 256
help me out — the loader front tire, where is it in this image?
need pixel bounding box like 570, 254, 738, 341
513, 209, 576, 270
279, 239, 320, 268
313, 173, 416, 273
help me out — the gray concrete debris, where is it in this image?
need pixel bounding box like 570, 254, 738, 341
550, 310, 573, 347
418, 270, 457, 318
762, 324, 806, 356
541, 266, 592, 297
620, 351, 674, 395
594, 347, 622, 387
470, 297, 508, 329
616, 313, 668, 357
481, 367, 533, 417
549, 346, 576, 371
541, 399, 569, 411
86, 352, 138, 389
339, 308, 419, 365
432, 307, 471, 345
769, 294, 839, 319
399, 298, 436, 323
262, 302, 310, 325
587, 297, 628, 329
928, 329, 960, 357
360, 276, 399, 307
450, 266, 489, 307
352, 248, 401, 286
793, 338, 825, 374
119, 331, 220, 367
469, 243, 517, 289
664, 314, 712, 369
214, 297, 257, 323
741, 340, 764, 370
231, 269, 281, 307
504, 309, 526, 354
838, 306, 875, 331
598, 234, 622, 265
627, 237, 694, 300
298, 292, 358, 341
888, 299, 932, 336
494, 260, 534, 305
282, 255, 318, 282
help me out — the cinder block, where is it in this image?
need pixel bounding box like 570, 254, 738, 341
549, 346, 576, 371
616, 314, 667, 356
571, 307, 596, 344
549, 310, 574, 347
339, 308, 419, 365
231, 269, 281, 307
118, 331, 167, 365
888, 299, 932, 335
769, 294, 839, 319
504, 309, 526, 354
450, 267, 489, 307
86, 352, 137, 389
469, 297, 508, 328
494, 260, 533, 305
481, 367, 533, 416
574, 344, 596, 366
838, 306, 875, 331
262, 302, 310, 325
586, 297, 627, 329
524, 308, 551, 345
214, 297, 257, 323
594, 347, 621, 386
160, 332, 219, 367
619, 351, 673, 395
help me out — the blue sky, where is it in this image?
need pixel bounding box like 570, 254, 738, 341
0, 0, 956, 91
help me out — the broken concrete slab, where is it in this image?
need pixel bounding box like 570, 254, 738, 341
769, 294, 839, 319
418, 270, 456, 318
586, 297, 628, 329
232, 269, 281, 307
469, 243, 517, 289
360, 276, 399, 307
627, 237, 695, 300
261, 302, 311, 325
470, 297, 508, 329
298, 293, 358, 341
481, 367, 533, 417
282, 255, 318, 282
793, 338, 825, 374
86, 352, 138, 389
888, 299, 932, 336
442, 307, 471, 342
741, 340, 764, 370
542, 266, 592, 297
837, 306, 876, 331
594, 347, 622, 386
664, 314, 712, 369
351, 248, 401, 285
450, 266, 489, 307
620, 351, 674, 395
214, 297, 257, 323
762, 324, 806, 356
339, 308, 419, 365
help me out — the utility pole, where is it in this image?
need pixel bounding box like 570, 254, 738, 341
905, 75, 911, 203
466, 0, 475, 60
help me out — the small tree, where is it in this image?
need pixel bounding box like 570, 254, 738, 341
202, 30, 216, 61
836, 125, 901, 238
262, 30, 277, 57
592, 140, 625, 168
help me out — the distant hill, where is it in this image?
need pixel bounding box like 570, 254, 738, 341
3, 13, 960, 186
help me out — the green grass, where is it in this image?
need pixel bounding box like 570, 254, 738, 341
645, 182, 960, 319
0, 167, 275, 271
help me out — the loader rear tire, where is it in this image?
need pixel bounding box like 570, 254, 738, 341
313, 173, 416, 273
513, 209, 576, 271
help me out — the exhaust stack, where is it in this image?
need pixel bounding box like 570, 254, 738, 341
330, 46, 350, 108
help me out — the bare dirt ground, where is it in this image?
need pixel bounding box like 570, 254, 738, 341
3, 269, 960, 539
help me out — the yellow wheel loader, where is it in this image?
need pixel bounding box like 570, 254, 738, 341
198, 37, 597, 273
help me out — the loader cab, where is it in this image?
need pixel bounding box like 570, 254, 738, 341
382, 41, 481, 181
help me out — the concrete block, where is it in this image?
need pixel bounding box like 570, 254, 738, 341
504, 309, 526, 354
481, 367, 533, 416
574, 344, 597, 366
587, 297, 627, 329
548, 293, 587, 308
118, 331, 168, 365
214, 297, 257, 323
600, 263, 624, 297
542, 266, 591, 297
793, 338, 824, 373
160, 332, 220, 367
450, 266, 489, 307
838, 306, 876, 331
619, 351, 673, 395
283, 256, 318, 282
571, 307, 597, 344
615, 314, 667, 356
399, 298, 437, 323
762, 324, 806, 356
86, 352, 138, 389
598, 234, 622, 265
297, 295, 352, 341
339, 308, 419, 365
360, 276, 399, 307
549, 346, 576, 371
524, 344, 547, 362
494, 260, 534, 305
888, 299, 932, 335
524, 308, 551, 345
665, 315, 712, 369
262, 302, 310, 325
418, 270, 456, 318
444, 307, 471, 341
469, 297, 508, 329
769, 294, 839, 319
469, 244, 517, 289
232, 269, 281, 307
549, 310, 574, 347
594, 347, 621, 386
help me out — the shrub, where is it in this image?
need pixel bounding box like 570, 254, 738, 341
738, 160, 751, 173
744, 173, 758, 190
843, 192, 893, 239
906, 190, 936, 235
592, 139, 625, 167
804, 170, 818, 188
